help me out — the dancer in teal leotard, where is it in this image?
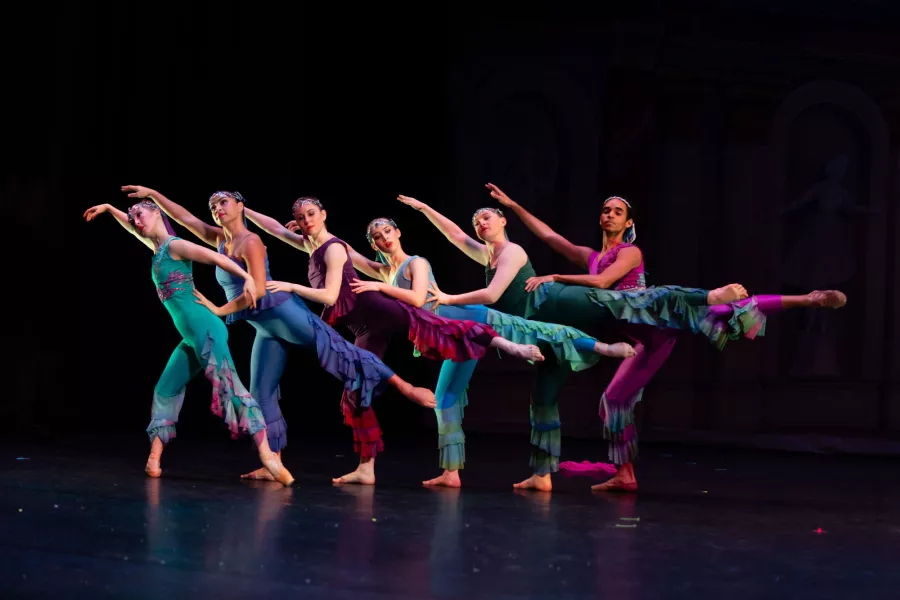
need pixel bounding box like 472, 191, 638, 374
83, 200, 293, 485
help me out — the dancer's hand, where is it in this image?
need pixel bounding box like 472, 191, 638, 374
266, 280, 295, 295
193, 289, 224, 316
350, 278, 384, 294
486, 183, 517, 208
525, 274, 556, 293
242, 278, 259, 310
121, 185, 154, 199
426, 281, 450, 308
284, 220, 301, 233
83, 204, 110, 221
397, 194, 427, 211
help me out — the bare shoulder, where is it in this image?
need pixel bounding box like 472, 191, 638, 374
618, 245, 643, 262
239, 232, 266, 254
324, 240, 348, 260
409, 256, 431, 270
503, 243, 528, 265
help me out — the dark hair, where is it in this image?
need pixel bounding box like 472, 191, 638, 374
602, 196, 635, 220
601, 196, 636, 243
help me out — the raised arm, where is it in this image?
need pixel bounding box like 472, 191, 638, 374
244, 208, 312, 253
486, 183, 594, 270
524, 246, 642, 292
430, 245, 527, 307
350, 257, 430, 308
397, 195, 490, 265
168, 239, 258, 309
121, 185, 222, 248
83, 204, 155, 250
266, 242, 346, 307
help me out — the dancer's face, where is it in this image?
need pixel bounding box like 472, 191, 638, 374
600, 199, 632, 237
130, 205, 161, 237
209, 194, 244, 227
369, 222, 401, 255
293, 203, 326, 236
473, 210, 507, 242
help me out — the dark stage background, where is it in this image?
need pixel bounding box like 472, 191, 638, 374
8, 2, 900, 456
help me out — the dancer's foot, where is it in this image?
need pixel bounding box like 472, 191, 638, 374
333, 462, 376, 485
492, 338, 545, 362
391, 375, 438, 409
260, 453, 294, 487
707, 283, 748, 305
512, 474, 552, 492
144, 458, 162, 478
241, 467, 276, 481
145, 437, 163, 478
423, 469, 461, 488
809, 290, 847, 309
595, 341, 637, 358
591, 463, 638, 493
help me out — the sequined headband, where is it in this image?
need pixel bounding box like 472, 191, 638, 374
128, 201, 176, 235
471, 207, 505, 226
208, 191, 245, 207
128, 201, 159, 217
292, 197, 323, 212
366, 218, 398, 244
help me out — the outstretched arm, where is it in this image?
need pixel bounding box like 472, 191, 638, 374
168, 239, 258, 309
350, 257, 430, 308
429, 245, 527, 307
266, 242, 346, 306
191, 236, 270, 317
487, 183, 594, 270
121, 185, 222, 248
397, 194, 490, 265
244, 208, 312, 253
345, 242, 389, 281
83, 204, 155, 251
524, 246, 642, 292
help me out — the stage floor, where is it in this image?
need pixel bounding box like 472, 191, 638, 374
2, 432, 898, 599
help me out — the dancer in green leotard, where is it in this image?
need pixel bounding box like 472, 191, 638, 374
83, 200, 293, 485
397, 190, 759, 492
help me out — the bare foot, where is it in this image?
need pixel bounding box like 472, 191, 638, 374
491, 338, 545, 362
595, 341, 637, 358
145, 437, 163, 478
145, 458, 162, 478
512, 474, 552, 492
511, 343, 545, 362
591, 463, 638, 493
409, 386, 437, 409
809, 290, 847, 309
241, 467, 276, 481
707, 283, 748, 305
423, 470, 461, 488
333, 463, 376, 485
